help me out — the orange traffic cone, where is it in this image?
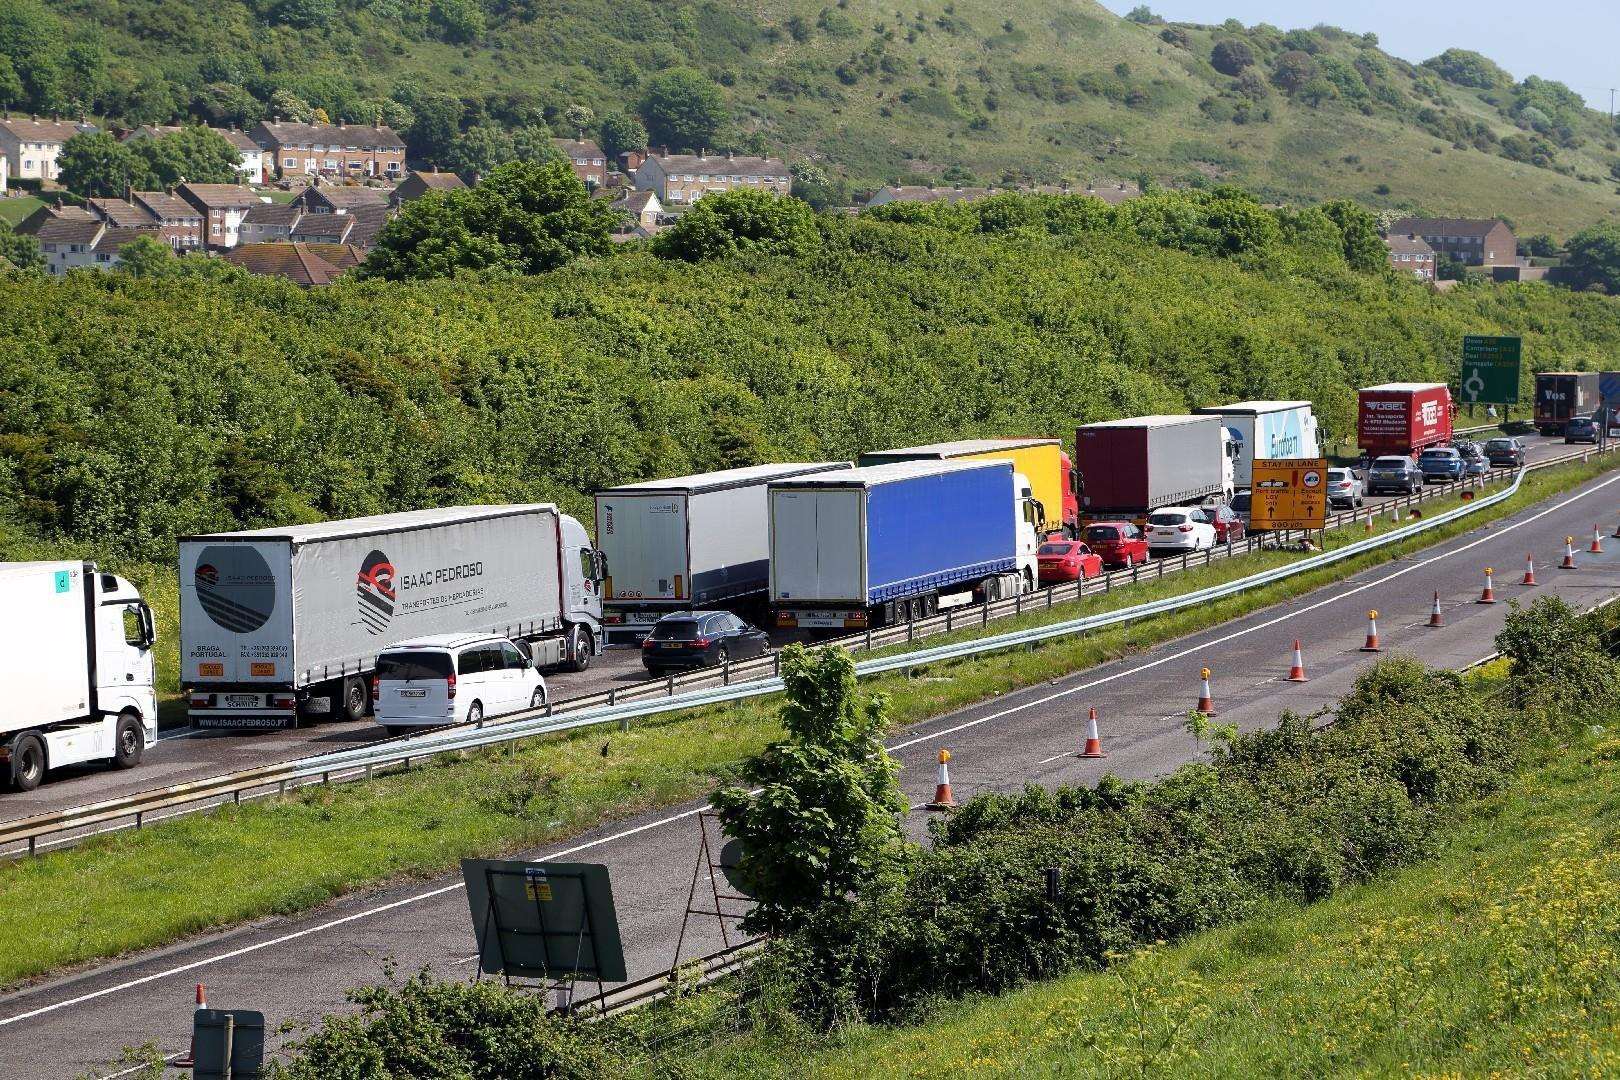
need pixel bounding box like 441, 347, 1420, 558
1522, 553, 1538, 586
1478, 567, 1497, 604
927, 749, 955, 810
1611, 518, 1620, 540
1561, 536, 1578, 569
1592, 525, 1605, 554
1287, 639, 1307, 682
1361, 609, 1382, 652
173, 983, 207, 1069
1196, 667, 1216, 715
1428, 591, 1444, 627
1079, 706, 1106, 758
1364, 511, 1375, 533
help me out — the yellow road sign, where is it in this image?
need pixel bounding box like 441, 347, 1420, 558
1249, 458, 1328, 530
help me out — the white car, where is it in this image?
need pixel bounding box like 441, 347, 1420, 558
1326, 467, 1364, 508
1146, 506, 1218, 553
372, 633, 547, 735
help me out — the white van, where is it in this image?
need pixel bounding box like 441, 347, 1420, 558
372, 633, 547, 735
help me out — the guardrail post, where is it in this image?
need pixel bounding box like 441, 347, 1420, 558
946, 608, 954, 631
667, 674, 675, 695
982, 602, 989, 626
1073, 578, 1080, 601
908, 618, 915, 643
323, 771, 330, 785
1015, 590, 1023, 615
27, 836, 35, 856
865, 626, 872, 650
723, 659, 731, 686
1181, 551, 1188, 572
1157, 559, 1164, 579
1204, 546, 1212, 566
278, 780, 286, 798
135, 810, 143, 830
1226, 538, 1233, 557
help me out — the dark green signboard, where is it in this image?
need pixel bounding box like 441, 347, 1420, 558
1460, 335, 1522, 404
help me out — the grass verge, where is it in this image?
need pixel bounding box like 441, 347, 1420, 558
0, 455, 1613, 989
688, 731, 1620, 1078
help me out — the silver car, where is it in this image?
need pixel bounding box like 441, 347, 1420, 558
1366, 455, 1422, 495
1325, 467, 1363, 508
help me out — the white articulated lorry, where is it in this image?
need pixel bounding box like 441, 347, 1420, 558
595, 462, 852, 641
0, 562, 157, 792
179, 506, 605, 729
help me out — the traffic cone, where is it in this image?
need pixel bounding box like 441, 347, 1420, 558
173, 983, 206, 1069
1428, 591, 1444, 627
1364, 511, 1375, 533
1522, 553, 1538, 586
927, 749, 955, 810
1593, 525, 1605, 554
1611, 518, 1620, 540
1361, 610, 1382, 652
1561, 536, 1578, 569
1196, 667, 1216, 715
1079, 706, 1106, 758
1286, 639, 1307, 682
1478, 567, 1497, 604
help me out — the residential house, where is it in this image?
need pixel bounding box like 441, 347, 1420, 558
178, 183, 261, 248
0, 116, 97, 183
237, 202, 303, 246
292, 183, 391, 215
130, 190, 206, 250
1387, 217, 1518, 268
633, 152, 791, 205
33, 219, 165, 274
553, 138, 607, 188
223, 242, 364, 286
609, 189, 663, 238
1384, 233, 1436, 281
1083, 181, 1142, 206
122, 125, 267, 185
240, 202, 391, 250
14, 202, 96, 236
390, 168, 466, 207
251, 120, 406, 181
0, 154, 7, 194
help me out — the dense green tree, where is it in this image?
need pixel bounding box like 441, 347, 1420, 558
789, 160, 832, 209
130, 126, 239, 188
1422, 48, 1511, 90
1271, 50, 1317, 93
361, 159, 616, 280
269, 89, 314, 122
598, 111, 646, 159
1319, 199, 1386, 272
638, 68, 728, 151
57, 131, 143, 197
430, 0, 485, 42
113, 235, 174, 277
0, 55, 22, 108
1564, 223, 1620, 294
1210, 39, 1254, 77
271, 0, 335, 30
654, 188, 819, 262
0, 221, 41, 270
1123, 5, 1162, 24
393, 86, 461, 165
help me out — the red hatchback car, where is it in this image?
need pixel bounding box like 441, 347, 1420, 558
1205, 503, 1247, 543
1080, 521, 1149, 569
1037, 540, 1103, 584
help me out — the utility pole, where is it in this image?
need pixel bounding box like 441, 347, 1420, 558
1610, 88, 1616, 124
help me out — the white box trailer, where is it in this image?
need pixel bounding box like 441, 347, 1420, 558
0, 562, 157, 792
1193, 401, 1321, 488
179, 505, 604, 729
595, 462, 851, 640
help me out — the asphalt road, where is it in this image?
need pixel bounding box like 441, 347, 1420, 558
0, 433, 1575, 829
3, 442, 1618, 1078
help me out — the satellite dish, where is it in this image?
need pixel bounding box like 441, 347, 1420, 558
718, 837, 754, 898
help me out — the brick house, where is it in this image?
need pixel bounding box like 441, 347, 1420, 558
251, 120, 406, 181
633, 152, 791, 205
292, 183, 391, 215
178, 182, 261, 248
0, 116, 98, 183
1384, 233, 1436, 281
131, 191, 206, 249
608, 189, 663, 239
223, 242, 358, 286
33, 219, 166, 274
390, 168, 467, 207
553, 138, 607, 188
122, 125, 267, 185
1387, 217, 1518, 268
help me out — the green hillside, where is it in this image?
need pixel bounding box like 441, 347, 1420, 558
7, 0, 1620, 232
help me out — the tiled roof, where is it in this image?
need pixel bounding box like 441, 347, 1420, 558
867, 185, 995, 206
0, 117, 94, 144
131, 191, 201, 221
1384, 234, 1435, 256
126, 124, 261, 153
1389, 216, 1509, 238
340, 204, 391, 248
404, 169, 466, 191
87, 198, 157, 228
243, 202, 302, 226
224, 243, 348, 286
290, 215, 353, 243
614, 190, 658, 214
301, 185, 391, 210
179, 183, 260, 209
649, 153, 788, 178
254, 121, 405, 150
14, 204, 95, 235
554, 138, 606, 160
98, 227, 161, 254
34, 219, 104, 244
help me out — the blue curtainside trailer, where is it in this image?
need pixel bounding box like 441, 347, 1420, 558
768, 459, 1032, 630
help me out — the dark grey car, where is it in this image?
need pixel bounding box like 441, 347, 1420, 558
641, 611, 770, 672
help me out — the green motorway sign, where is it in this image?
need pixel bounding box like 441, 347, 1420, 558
1460, 335, 1522, 404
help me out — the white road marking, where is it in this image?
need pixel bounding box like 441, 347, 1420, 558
1036, 752, 1070, 764
7, 467, 1619, 1030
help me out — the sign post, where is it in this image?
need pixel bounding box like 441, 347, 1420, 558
1460, 335, 1522, 407
1249, 458, 1328, 533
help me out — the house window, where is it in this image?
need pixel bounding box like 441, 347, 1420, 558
211, 223, 221, 234
284, 156, 297, 167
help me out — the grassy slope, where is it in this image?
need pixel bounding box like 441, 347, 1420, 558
1, 453, 1610, 990
53, 0, 1620, 234
717, 734, 1620, 1078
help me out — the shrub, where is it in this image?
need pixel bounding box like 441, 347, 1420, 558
653, 190, 821, 263
1211, 39, 1255, 77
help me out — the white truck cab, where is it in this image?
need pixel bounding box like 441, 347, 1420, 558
0, 562, 157, 792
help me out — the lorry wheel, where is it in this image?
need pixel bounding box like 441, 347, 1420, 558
566, 626, 592, 673
111, 713, 143, 770
337, 676, 368, 722
8, 733, 44, 792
